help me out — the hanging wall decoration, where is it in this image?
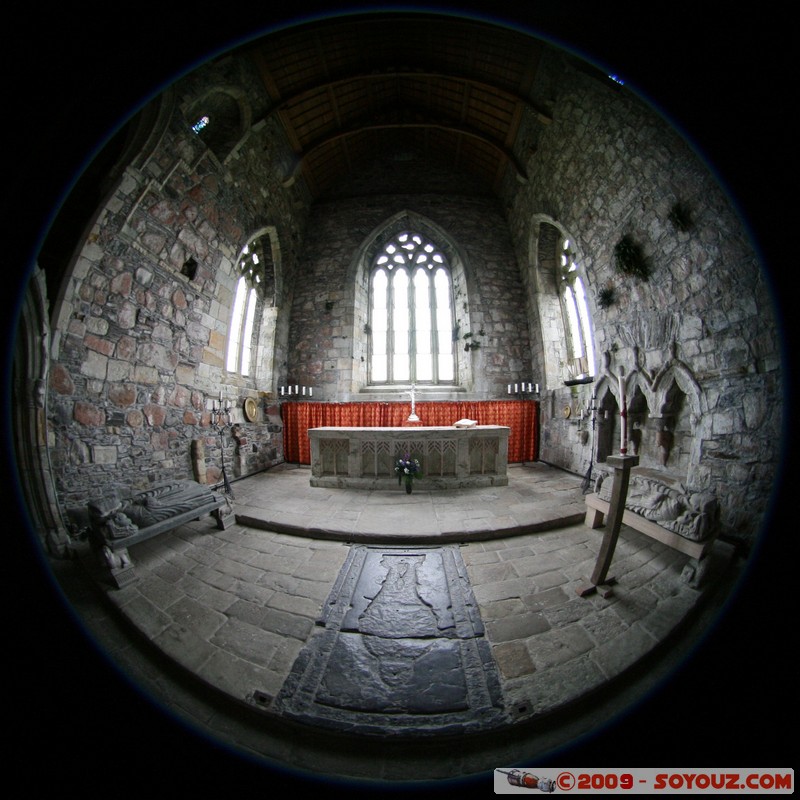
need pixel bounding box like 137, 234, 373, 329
613, 235, 649, 280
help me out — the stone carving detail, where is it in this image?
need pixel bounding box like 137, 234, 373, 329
272, 545, 506, 734
89, 480, 222, 537
358, 555, 449, 638
87, 479, 230, 588
596, 472, 719, 543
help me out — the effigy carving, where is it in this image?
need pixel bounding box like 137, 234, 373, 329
595, 472, 718, 543
87, 480, 231, 587
271, 545, 507, 734
586, 469, 720, 587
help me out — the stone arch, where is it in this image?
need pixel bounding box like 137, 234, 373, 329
12, 267, 71, 556
591, 375, 619, 464
225, 226, 283, 391
600, 356, 705, 478
347, 210, 475, 394
186, 86, 251, 163
528, 213, 596, 390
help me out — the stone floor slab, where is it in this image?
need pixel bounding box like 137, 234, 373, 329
271, 544, 509, 735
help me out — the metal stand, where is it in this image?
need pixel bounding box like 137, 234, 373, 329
577, 453, 638, 598
212, 402, 235, 499
217, 426, 235, 498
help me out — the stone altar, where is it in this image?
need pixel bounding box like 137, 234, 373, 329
308, 426, 510, 489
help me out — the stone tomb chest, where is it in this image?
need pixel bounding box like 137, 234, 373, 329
308, 426, 510, 489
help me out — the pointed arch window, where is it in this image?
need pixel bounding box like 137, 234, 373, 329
226, 233, 274, 376
559, 237, 596, 381
369, 232, 455, 385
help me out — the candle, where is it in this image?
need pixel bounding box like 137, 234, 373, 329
508, 384, 512, 394
535, 383, 539, 394
309, 387, 313, 397
295, 385, 299, 394
302, 386, 306, 395
514, 383, 518, 393
280, 386, 284, 396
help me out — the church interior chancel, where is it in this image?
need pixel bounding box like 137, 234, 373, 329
7, 4, 791, 794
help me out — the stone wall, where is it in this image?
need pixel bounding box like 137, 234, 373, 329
39, 45, 784, 547
504, 52, 784, 542
46, 65, 308, 511
286, 159, 533, 401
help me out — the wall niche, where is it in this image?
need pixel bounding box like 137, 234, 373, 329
593, 367, 694, 483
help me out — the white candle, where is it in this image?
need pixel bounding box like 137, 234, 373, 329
280, 386, 284, 396
514, 383, 518, 393
508, 384, 512, 394
302, 386, 306, 395
535, 383, 539, 394
309, 387, 313, 397
295, 385, 299, 394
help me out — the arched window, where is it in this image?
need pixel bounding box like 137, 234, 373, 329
559, 237, 596, 381
188, 88, 249, 162
369, 232, 455, 385
226, 232, 275, 376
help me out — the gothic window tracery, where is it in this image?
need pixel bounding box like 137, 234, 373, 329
368, 232, 455, 385
226, 232, 275, 377
558, 237, 596, 381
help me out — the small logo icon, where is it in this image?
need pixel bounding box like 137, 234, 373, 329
496, 769, 556, 792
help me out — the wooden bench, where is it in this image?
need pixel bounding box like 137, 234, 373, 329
88, 481, 234, 588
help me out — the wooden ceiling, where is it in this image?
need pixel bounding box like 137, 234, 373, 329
244, 14, 552, 198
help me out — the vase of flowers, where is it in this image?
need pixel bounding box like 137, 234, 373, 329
395, 453, 421, 494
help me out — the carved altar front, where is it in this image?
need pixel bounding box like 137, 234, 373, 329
308, 426, 510, 489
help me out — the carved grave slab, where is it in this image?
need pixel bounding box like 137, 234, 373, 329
271, 545, 508, 735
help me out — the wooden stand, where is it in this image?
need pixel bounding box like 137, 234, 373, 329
577, 453, 639, 598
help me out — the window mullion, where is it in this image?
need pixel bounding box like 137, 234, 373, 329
429, 271, 438, 383
408, 267, 416, 383
387, 275, 394, 384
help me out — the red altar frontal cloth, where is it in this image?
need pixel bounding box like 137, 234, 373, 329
281, 400, 537, 465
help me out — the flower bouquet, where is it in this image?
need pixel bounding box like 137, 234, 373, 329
395, 453, 422, 494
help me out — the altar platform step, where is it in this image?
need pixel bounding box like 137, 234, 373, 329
231, 461, 587, 543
